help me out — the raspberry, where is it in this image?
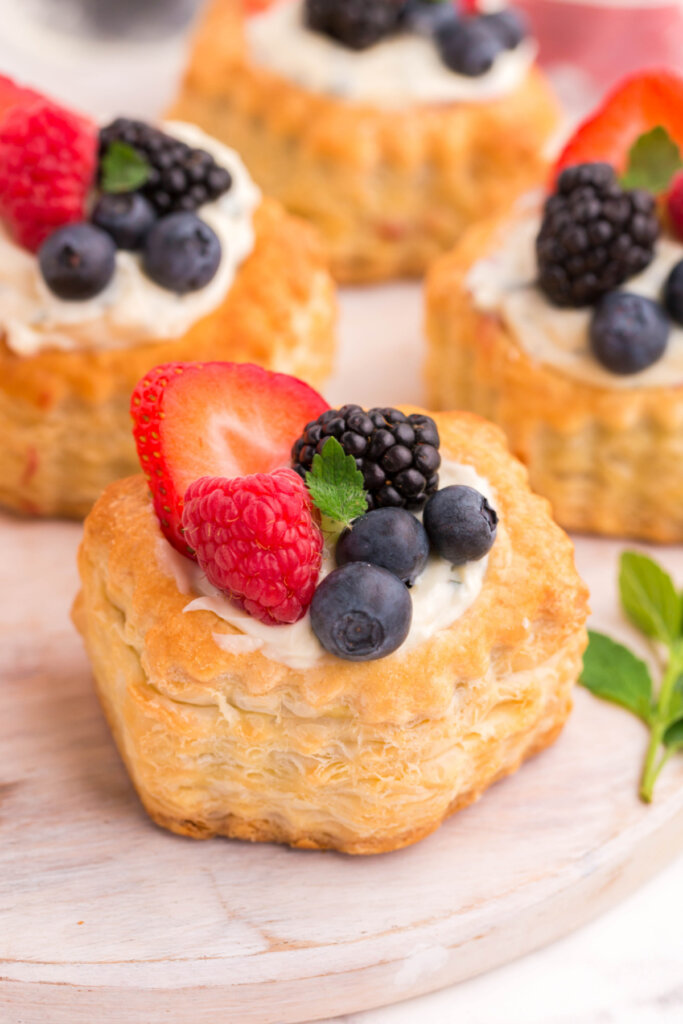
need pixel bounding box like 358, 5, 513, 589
0, 100, 97, 252
182, 470, 323, 625
668, 171, 683, 241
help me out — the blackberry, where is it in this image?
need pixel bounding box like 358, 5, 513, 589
292, 404, 441, 511
98, 118, 233, 216
305, 0, 404, 50
536, 162, 659, 307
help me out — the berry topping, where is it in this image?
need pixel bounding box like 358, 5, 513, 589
554, 71, 683, 182
667, 171, 683, 242
0, 99, 97, 252
536, 162, 658, 307
336, 507, 429, 585
38, 223, 116, 300
663, 259, 683, 326
305, 0, 404, 50
401, 0, 460, 36
589, 292, 670, 375
310, 562, 412, 661
423, 485, 497, 566
99, 119, 233, 216
480, 9, 527, 49
436, 17, 505, 77
131, 361, 328, 555
182, 470, 323, 625
91, 192, 157, 251
292, 405, 440, 511
142, 212, 221, 294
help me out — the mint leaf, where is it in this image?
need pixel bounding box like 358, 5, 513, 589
305, 437, 367, 528
620, 126, 683, 194
668, 674, 683, 723
664, 717, 683, 752
619, 551, 681, 647
580, 630, 654, 724
100, 141, 150, 194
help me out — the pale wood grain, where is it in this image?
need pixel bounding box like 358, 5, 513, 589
2, 514, 683, 1024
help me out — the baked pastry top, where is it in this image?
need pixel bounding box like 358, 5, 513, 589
73, 373, 588, 853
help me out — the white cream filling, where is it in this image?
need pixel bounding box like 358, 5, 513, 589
467, 198, 683, 389
0, 121, 261, 357
156, 460, 495, 671
246, 0, 536, 108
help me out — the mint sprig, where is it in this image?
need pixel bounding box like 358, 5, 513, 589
100, 141, 151, 194
620, 125, 683, 194
305, 437, 367, 530
580, 551, 683, 802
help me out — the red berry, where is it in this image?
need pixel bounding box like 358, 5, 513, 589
130, 361, 329, 556
0, 74, 43, 122
668, 171, 683, 241
0, 99, 97, 251
182, 470, 323, 625
555, 70, 683, 183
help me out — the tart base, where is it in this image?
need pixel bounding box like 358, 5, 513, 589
168, 0, 559, 284
0, 199, 336, 519
426, 218, 683, 543
73, 411, 588, 855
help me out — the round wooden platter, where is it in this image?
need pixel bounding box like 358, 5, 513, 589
3, 515, 683, 1024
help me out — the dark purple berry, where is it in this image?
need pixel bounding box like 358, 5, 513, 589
589, 292, 669, 374
423, 485, 497, 565
336, 507, 429, 584
310, 562, 412, 661
91, 192, 157, 250
39, 223, 116, 301
143, 212, 221, 294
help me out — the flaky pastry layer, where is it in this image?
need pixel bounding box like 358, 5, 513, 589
0, 199, 336, 519
73, 410, 588, 854
426, 218, 683, 542
168, 0, 559, 283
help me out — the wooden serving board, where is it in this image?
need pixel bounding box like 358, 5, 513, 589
3, 513, 683, 1024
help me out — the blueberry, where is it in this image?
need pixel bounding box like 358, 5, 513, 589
479, 8, 527, 49
401, 0, 460, 37
310, 562, 412, 661
589, 292, 670, 374
91, 192, 157, 250
436, 17, 504, 76
39, 223, 116, 301
336, 507, 430, 585
423, 485, 497, 565
663, 259, 683, 326
142, 212, 221, 294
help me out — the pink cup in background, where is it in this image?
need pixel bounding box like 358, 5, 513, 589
517, 0, 683, 113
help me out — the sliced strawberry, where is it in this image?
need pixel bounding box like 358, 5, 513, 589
0, 73, 44, 124
130, 362, 329, 556
555, 70, 683, 182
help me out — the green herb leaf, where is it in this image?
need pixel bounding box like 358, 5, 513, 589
668, 674, 683, 723
580, 630, 654, 724
305, 437, 368, 528
100, 141, 150, 194
619, 551, 681, 647
620, 126, 683, 194
664, 717, 683, 752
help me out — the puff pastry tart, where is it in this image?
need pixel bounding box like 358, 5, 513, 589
0, 77, 335, 519
73, 360, 588, 855
168, 0, 558, 283
427, 70, 683, 542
